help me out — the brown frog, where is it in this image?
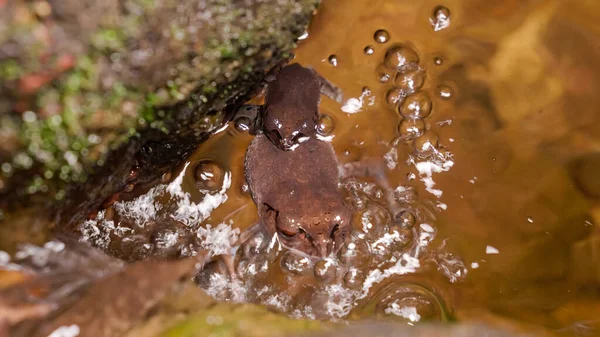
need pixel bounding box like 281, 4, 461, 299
261, 63, 321, 151
244, 63, 353, 258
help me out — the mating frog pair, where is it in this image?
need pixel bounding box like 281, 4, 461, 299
243, 63, 395, 259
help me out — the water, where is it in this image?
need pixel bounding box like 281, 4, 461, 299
3, 0, 600, 334
279, 0, 600, 331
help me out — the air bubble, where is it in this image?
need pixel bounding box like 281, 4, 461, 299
414, 132, 439, 153
194, 160, 224, 191
235, 117, 252, 131
395, 70, 425, 93
370, 283, 447, 323
338, 236, 371, 268
378, 292, 436, 322
394, 185, 418, 204
395, 211, 416, 229
355, 204, 392, 240
195, 259, 231, 290
376, 64, 392, 83
386, 87, 405, 108
317, 114, 335, 136
364, 46, 375, 55
362, 86, 372, 95
434, 57, 444, 66
430, 6, 451, 32
399, 91, 432, 119
240, 232, 268, 260
314, 260, 337, 282
384, 45, 419, 72
280, 251, 312, 275
343, 268, 365, 289
437, 84, 454, 99
390, 227, 414, 249
398, 119, 425, 140
374, 29, 390, 43
328, 54, 338, 67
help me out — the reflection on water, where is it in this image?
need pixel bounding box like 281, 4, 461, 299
2, 0, 600, 334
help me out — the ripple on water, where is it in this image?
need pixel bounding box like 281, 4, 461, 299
370, 282, 449, 323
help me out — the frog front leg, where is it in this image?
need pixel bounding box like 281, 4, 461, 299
308, 67, 344, 104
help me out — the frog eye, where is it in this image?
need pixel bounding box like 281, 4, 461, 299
267, 129, 283, 144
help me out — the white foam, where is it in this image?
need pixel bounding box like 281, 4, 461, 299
113, 185, 165, 227
169, 164, 232, 227
47, 325, 80, 337
486, 245, 500, 254
385, 303, 421, 322
341, 97, 362, 113
412, 155, 454, 198
196, 222, 240, 256
79, 210, 118, 249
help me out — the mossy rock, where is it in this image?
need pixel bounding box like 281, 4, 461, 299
0, 0, 319, 242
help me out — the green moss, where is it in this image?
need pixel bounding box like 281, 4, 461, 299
161, 304, 325, 337
91, 28, 126, 51
2, 0, 320, 204
0, 59, 23, 81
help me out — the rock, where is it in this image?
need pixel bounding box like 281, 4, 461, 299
0, 0, 319, 242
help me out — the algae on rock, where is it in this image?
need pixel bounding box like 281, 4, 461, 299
0, 0, 318, 233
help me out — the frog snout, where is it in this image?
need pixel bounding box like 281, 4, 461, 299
310, 234, 331, 258
310, 224, 347, 258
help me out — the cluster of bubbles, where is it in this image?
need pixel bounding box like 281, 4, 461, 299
194, 187, 453, 321
201, 112, 462, 322
367, 28, 456, 161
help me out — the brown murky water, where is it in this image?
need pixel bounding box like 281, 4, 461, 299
3, 0, 600, 335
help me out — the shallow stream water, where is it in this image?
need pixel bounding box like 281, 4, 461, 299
2, 0, 600, 335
